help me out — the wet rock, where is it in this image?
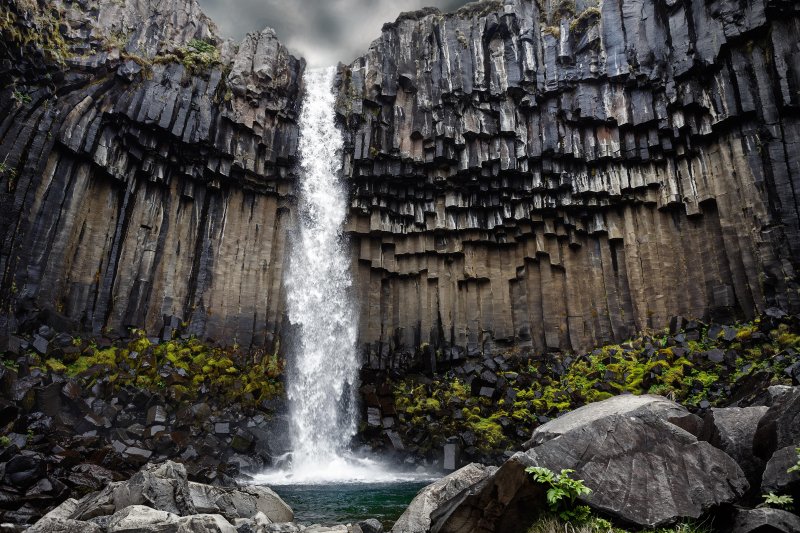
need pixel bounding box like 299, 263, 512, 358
356, 519, 383, 533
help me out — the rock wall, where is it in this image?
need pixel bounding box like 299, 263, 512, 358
0, 0, 303, 348
2, 0, 800, 367
336, 0, 800, 368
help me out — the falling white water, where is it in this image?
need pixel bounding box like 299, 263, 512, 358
253, 67, 436, 486
264, 66, 361, 483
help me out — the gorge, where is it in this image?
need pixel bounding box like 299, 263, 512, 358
1, 0, 800, 531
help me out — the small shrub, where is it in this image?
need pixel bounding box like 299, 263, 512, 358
11, 89, 32, 106
0, 436, 10, 447
760, 492, 794, 510
526, 466, 593, 522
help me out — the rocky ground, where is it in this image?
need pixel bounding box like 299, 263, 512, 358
362, 309, 800, 468
0, 319, 292, 526
15, 460, 385, 533
2, 309, 799, 530
393, 388, 800, 532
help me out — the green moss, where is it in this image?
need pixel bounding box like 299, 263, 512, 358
569, 6, 601, 32
54, 331, 284, 408
0, 1, 70, 64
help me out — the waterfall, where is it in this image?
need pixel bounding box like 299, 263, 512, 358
254, 67, 430, 485
282, 66, 360, 479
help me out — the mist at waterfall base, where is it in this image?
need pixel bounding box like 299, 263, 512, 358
253, 67, 436, 492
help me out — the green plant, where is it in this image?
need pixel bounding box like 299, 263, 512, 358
788, 447, 800, 474
11, 89, 31, 106
176, 38, 220, 74
526, 466, 593, 522
0, 436, 10, 447
760, 492, 794, 510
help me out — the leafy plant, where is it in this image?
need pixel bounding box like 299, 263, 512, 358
0, 436, 10, 448
526, 466, 593, 522
760, 492, 794, 510
11, 89, 32, 106
788, 447, 800, 474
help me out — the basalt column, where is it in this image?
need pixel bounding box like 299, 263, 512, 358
336, 0, 800, 369
0, 0, 304, 348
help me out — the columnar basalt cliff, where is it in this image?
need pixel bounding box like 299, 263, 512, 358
337, 0, 800, 368
0, 0, 303, 348
2, 0, 800, 367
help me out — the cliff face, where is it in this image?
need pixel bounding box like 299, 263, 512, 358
0, 0, 303, 348
2, 0, 800, 368
337, 0, 800, 368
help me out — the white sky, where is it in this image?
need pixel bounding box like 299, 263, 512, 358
197, 0, 471, 66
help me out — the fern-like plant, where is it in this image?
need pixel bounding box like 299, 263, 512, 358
760, 492, 794, 510
526, 466, 593, 522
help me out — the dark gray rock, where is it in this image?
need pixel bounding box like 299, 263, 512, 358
703, 406, 769, 493
754, 387, 800, 461
430, 455, 546, 533
731, 507, 800, 533
356, 518, 383, 533
391, 463, 497, 533
525, 395, 748, 527
761, 445, 800, 498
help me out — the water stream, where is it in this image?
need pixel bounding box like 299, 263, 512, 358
270, 66, 361, 482
254, 70, 435, 523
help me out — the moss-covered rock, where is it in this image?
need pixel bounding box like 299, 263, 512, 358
384, 314, 799, 463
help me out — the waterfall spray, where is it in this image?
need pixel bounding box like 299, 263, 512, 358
282, 66, 360, 479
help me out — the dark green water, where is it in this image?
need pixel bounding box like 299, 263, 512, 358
271, 481, 430, 528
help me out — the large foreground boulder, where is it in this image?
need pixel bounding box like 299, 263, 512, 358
391, 463, 496, 533
422, 395, 749, 531
524, 395, 748, 527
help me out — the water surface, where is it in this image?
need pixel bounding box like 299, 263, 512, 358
271, 481, 431, 528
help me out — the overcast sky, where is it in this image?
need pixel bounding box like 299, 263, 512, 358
197, 0, 471, 67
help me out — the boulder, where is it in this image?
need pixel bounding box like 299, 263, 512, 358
106, 505, 179, 532
391, 463, 496, 533
111, 461, 196, 516
731, 507, 800, 533
188, 482, 293, 523
761, 445, 800, 499
176, 514, 237, 532
702, 406, 768, 494
524, 395, 748, 527
753, 386, 800, 461
25, 518, 104, 533
356, 518, 383, 533
430, 454, 546, 533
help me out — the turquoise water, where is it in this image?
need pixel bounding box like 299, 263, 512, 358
271, 481, 431, 528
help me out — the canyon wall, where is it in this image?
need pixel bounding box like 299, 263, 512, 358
1, 0, 800, 369
337, 0, 800, 368
0, 0, 302, 348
